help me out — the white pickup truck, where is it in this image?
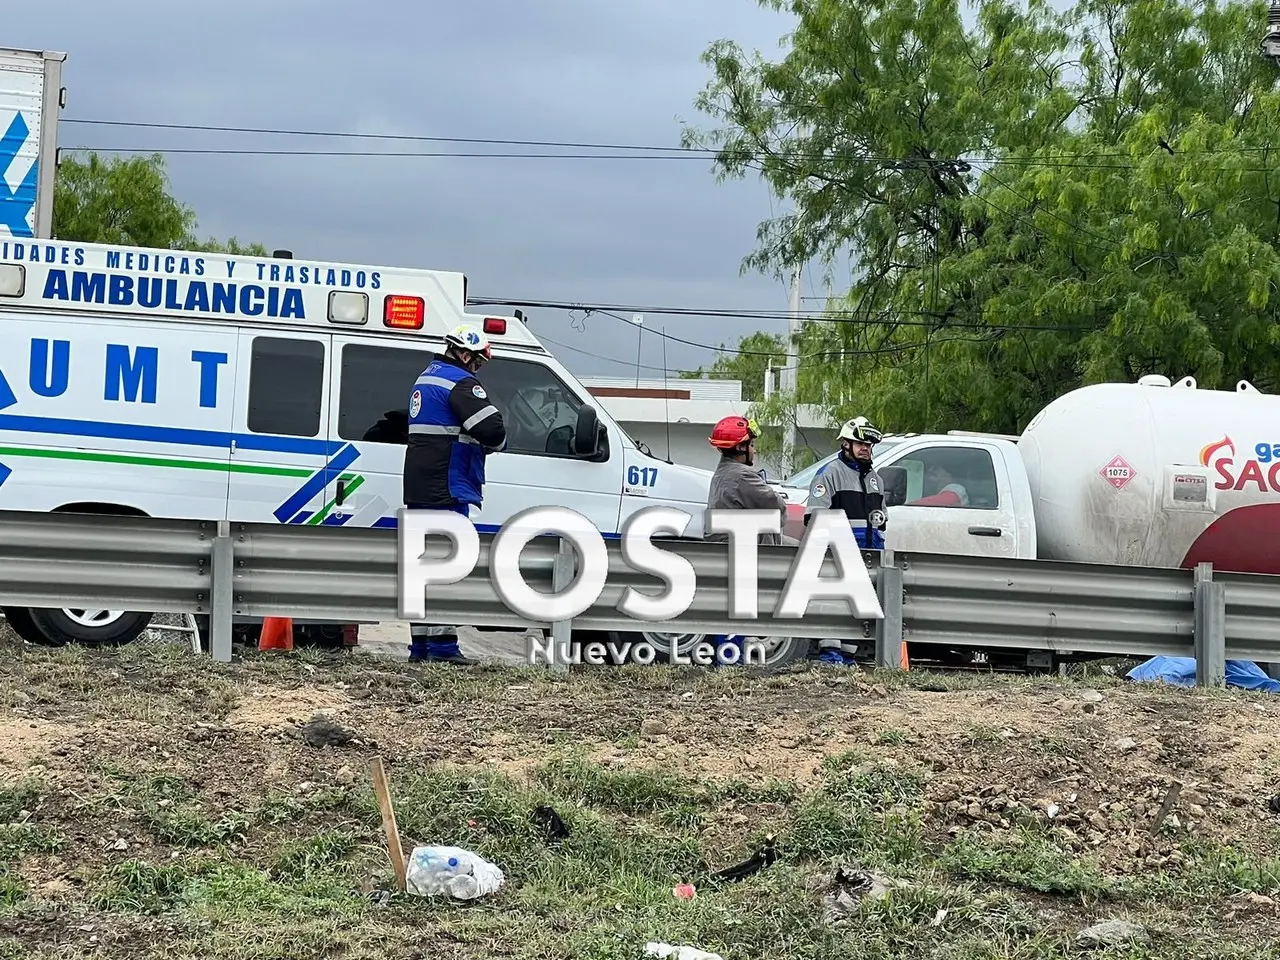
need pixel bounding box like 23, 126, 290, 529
777, 430, 1034, 561
769, 375, 1280, 671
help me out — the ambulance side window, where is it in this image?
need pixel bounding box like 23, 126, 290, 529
247, 337, 326, 438
337, 344, 434, 443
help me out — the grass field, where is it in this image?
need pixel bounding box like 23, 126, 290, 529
2, 627, 1280, 959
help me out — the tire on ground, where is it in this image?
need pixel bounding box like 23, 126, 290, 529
1, 606, 47, 646
23, 608, 153, 647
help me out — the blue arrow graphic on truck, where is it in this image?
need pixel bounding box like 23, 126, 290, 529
0, 365, 15, 412
0, 112, 37, 238
0, 363, 15, 486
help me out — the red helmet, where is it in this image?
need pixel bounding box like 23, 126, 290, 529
709, 416, 760, 450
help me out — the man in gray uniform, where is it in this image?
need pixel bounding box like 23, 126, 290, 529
804, 416, 888, 665
705, 415, 788, 543
703, 415, 788, 662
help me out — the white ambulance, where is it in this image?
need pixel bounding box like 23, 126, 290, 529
0, 238, 771, 657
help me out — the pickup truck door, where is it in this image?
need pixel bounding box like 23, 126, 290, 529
878, 440, 1019, 558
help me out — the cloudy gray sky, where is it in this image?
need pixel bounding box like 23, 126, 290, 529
11, 0, 833, 383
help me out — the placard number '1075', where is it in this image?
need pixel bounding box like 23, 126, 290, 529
627, 465, 658, 487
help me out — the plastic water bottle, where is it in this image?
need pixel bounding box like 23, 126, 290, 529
405, 848, 454, 896
405, 845, 503, 899
405, 847, 486, 899
445, 870, 481, 900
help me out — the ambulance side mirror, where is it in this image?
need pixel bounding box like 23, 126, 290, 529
573, 406, 601, 457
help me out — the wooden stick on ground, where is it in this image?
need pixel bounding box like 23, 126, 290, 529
1151, 780, 1183, 835
370, 756, 407, 892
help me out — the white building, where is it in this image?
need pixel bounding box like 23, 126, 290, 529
578, 376, 838, 478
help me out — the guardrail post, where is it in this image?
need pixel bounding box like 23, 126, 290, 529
546, 537, 574, 675
875, 549, 904, 670
210, 520, 234, 664
1193, 562, 1226, 689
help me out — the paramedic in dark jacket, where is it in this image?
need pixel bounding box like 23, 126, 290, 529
804, 415, 887, 665
402, 322, 507, 665
703, 415, 788, 664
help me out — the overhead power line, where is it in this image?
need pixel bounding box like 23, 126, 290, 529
59, 117, 1280, 170
469, 296, 1090, 333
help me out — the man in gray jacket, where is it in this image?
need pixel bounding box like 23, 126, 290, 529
703, 416, 789, 663
704, 415, 788, 542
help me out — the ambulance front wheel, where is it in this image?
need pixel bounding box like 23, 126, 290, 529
6, 606, 152, 647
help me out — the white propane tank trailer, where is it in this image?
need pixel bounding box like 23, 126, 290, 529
807, 375, 1280, 672
1019, 374, 1280, 575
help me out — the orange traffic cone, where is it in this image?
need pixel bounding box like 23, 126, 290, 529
258, 617, 294, 651
899, 641, 910, 671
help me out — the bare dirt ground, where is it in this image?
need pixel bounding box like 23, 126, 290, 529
2, 620, 1280, 959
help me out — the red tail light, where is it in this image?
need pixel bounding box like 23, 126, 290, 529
483, 317, 507, 335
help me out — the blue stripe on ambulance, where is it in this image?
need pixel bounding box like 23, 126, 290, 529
275, 443, 359, 523
0, 414, 627, 537
0, 413, 340, 456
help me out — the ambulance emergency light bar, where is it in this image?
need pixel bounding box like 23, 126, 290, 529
0, 259, 524, 343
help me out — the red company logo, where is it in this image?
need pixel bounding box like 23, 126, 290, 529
1099, 455, 1137, 490
1200, 435, 1280, 492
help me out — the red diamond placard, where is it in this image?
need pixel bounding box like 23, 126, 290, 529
1100, 455, 1137, 490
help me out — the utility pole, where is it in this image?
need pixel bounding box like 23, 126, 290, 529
779, 265, 802, 475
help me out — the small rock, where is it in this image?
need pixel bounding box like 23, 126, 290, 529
1080, 690, 1104, 703
109, 839, 128, 852
640, 719, 668, 738
1076, 919, 1148, 947
334, 766, 356, 786
299, 714, 356, 748
932, 783, 961, 803
1114, 737, 1138, 753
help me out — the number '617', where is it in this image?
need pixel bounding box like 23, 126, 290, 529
627, 465, 658, 487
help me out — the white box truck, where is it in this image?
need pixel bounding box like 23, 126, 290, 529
0, 47, 65, 240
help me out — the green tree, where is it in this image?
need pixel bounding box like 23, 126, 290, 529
680, 330, 788, 400
683, 0, 1280, 434
54, 152, 267, 255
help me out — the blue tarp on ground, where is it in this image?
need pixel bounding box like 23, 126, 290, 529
1126, 656, 1280, 693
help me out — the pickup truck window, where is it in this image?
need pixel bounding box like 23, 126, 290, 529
890, 446, 999, 509
247, 336, 326, 439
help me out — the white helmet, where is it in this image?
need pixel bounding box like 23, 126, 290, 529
837, 416, 883, 445
444, 323, 491, 360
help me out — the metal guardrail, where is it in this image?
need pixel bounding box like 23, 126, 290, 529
877, 550, 1248, 686
0, 511, 883, 667
0, 509, 1276, 688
